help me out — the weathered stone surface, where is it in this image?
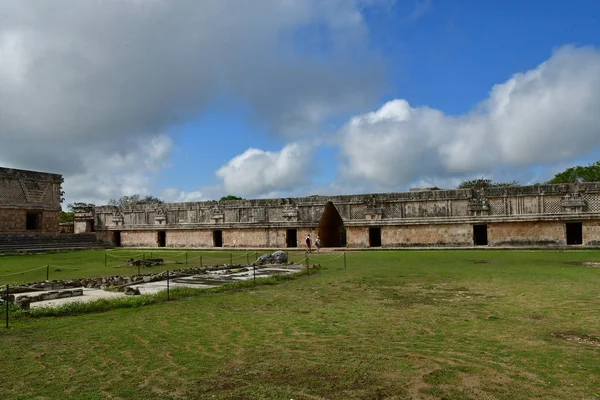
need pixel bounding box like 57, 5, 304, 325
254, 250, 288, 266
124, 286, 141, 296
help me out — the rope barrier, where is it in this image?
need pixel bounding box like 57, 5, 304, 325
0, 265, 48, 277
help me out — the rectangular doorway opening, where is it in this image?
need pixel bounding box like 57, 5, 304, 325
566, 222, 582, 245
157, 231, 166, 247
473, 224, 488, 246
113, 231, 121, 247
369, 227, 381, 247
213, 230, 223, 247
26, 212, 41, 230
286, 229, 297, 248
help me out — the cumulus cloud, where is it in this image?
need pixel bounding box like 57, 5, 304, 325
0, 1, 384, 203
61, 135, 173, 205
216, 143, 313, 197
161, 188, 208, 203
338, 45, 600, 188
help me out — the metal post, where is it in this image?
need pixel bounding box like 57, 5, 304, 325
46, 265, 49, 280
253, 264, 256, 286
200, 255, 203, 267
166, 270, 170, 301
104, 252, 107, 268
344, 252, 347, 269
5, 284, 9, 329
246, 253, 249, 264
150, 252, 153, 259
230, 253, 233, 265
185, 252, 188, 266
306, 255, 310, 277
255, 251, 258, 261
137, 263, 140, 275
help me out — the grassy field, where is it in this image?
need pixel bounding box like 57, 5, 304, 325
1, 249, 599, 399
0, 249, 310, 285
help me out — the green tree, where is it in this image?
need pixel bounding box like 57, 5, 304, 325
458, 178, 518, 189
547, 161, 600, 184
108, 195, 164, 206
220, 195, 243, 201
59, 211, 74, 223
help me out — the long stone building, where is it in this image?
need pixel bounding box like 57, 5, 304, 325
0, 167, 63, 233
77, 182, 600, 248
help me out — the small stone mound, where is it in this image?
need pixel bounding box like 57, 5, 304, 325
124, 286, 141, 296
566, 261, 600, 268
551, 332, 600, 347
253, 250, 287, 266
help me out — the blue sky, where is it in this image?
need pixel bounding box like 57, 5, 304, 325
1, 1, 600, 205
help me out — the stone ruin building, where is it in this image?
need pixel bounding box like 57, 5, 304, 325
76, 182, 600, 248
0, 167, 63, 233
0, 166, 103, 252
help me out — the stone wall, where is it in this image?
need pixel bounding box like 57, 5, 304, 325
84, 182, 600, 248
487, 221, 565, 246
383, 224, 473, 247
0, 167, 63, 233
0, 208, 59, 233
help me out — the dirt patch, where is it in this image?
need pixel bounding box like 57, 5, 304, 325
463, 259, 495, 264
551, 332, 600, 347
565, 261, 600, 268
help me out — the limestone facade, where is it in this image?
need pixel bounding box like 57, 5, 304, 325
0, 167, 63, 233
81, 182, 600, 248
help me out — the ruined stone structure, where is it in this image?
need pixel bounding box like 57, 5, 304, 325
79, 182, 600, 248
0, 167, 63, 233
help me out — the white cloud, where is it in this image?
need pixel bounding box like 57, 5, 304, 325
338, 45, 600, 189
0, 1, 385, 202
215, 143, 313, 197
161, 188, 207, 203
61, 135, 172, 206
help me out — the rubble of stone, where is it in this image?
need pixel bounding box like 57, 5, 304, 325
125, 258, 163, 267
15, 289, 83, 309
124, 286, 141, 296
253, 250, 288, 266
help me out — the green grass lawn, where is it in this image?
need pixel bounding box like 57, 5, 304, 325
1, 250, 599, 399
0, 249, 310, 285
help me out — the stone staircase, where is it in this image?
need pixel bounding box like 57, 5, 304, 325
0, 233, 107, 253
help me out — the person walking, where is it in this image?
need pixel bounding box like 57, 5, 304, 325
315, 236, 321, 252
306, 234, 312, 253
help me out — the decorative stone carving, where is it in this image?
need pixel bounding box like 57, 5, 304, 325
210, 204, 224, 223
364, 195, 383, 220
283, 205, 298, 222
112, 208, 124, 225
561, 193, 586, 213
468, 190, 490, 216
155, 207, 166, 224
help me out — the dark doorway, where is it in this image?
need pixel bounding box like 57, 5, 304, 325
369, 227, 382, 247
213, 230, 223, 247
157, 231, 166, 247
113, 231, 121, 247
286, 229, 297, 248
473, 224, 488, 246
566, 222, 582, 245
317, 202, 345, 247
26, 212, 41, 230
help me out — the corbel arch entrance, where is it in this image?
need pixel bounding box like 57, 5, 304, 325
317, 202, 345, 247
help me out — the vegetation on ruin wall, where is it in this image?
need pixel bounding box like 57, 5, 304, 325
1, 250, 599, 399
